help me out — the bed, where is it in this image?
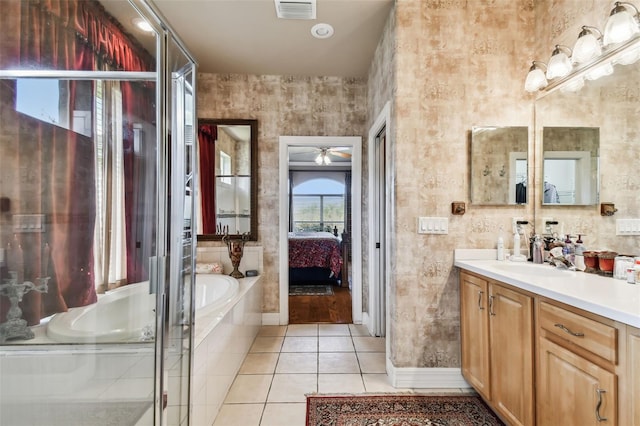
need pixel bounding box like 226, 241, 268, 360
288, 232, 344, 286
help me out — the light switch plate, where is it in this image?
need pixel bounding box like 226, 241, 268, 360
616, 219, 640, 235
418, 217, 448, 234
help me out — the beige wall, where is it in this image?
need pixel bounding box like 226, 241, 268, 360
386, 0, 536, 368
197, 74, 367, 313
197, 0, 638, 371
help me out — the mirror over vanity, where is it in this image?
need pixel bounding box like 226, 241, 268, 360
533, 38, 640, 254
541, 126, 599, 205
196, 119, 258, 241
470, 126, 528, 205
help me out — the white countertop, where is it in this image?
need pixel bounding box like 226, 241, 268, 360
454, 252, 640, 328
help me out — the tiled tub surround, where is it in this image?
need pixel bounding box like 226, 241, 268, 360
191, 245, 264, 426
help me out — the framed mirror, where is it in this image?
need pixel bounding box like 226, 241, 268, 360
470, 126, 528, 205
542, 127, 599, 205
196, 119, 258, 241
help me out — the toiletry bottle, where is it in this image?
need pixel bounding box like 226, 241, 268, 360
574, 235, 585, 255
532, 235, 544, 264
497, 228, 505, 261
635, 258, 640, 284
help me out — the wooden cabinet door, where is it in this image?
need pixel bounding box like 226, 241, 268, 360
629, 328, 640, 426
460, 272, 490, 401
538, 337, 617, 426
489, 283, 534, 426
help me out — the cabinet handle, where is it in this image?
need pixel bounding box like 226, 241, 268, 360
595, 388, 607, 422
478, 291, 484, 310
489, 295, 496, 316
554, 323, 585, 337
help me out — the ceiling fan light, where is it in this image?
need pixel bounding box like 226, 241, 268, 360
315, 154, 323, 165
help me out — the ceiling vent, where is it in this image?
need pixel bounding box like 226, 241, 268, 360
274, 0, 316, 20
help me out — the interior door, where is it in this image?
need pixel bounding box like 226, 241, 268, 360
373, 126, 386, 337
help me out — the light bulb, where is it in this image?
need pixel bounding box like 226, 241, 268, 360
546, 46, 573, 79
572, 28, 602, 64
603, 2, 640, 46
524, 64, 547, 92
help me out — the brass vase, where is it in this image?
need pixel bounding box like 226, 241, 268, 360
223, 232, 249, 278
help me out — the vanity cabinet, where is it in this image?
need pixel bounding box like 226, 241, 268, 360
627, 326, 640, 425
460, 271, 535, 426
536, 301, 618, 425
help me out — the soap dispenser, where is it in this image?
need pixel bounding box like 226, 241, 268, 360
532, 235, 544, 264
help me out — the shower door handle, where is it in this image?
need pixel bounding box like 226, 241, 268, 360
149, 256, 158, 294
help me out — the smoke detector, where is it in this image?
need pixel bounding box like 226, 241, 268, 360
274, 0, 316, 20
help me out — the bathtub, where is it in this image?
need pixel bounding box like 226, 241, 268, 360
194, 273, 239, 317
46, 282, 156, 343
45, 275, 240, 343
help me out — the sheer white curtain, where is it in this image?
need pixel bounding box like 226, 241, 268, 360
93, 80, 128, 292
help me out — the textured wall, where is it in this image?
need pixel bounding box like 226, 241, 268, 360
388, 0, 535, 368
197, 74, 367, 312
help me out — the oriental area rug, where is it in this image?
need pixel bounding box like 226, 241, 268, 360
306, 394, 505, 426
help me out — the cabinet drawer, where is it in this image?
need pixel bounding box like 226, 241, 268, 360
539, 301, 617, 364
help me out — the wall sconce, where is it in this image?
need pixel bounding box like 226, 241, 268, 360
603, 2, 640, 46
572, 26, 603, 64
524, 61, 547, 92
546, 45, 573, 79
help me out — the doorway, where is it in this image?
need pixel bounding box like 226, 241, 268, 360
279, 136, 362, 325
367, 102, 391, 338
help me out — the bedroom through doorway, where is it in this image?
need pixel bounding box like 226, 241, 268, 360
279, 136, 362, 326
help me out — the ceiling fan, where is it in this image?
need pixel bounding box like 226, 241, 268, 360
288, 147, 350, 164
314, 147, 351, 165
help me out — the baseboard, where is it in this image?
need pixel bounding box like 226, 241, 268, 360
361, 311, 370, 332
262, 313, 281, 325
387, 359, 471, 389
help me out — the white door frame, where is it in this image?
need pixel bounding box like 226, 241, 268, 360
279, 136, 363, 325
367, 101, 392, 339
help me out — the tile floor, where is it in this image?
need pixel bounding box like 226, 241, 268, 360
212, 323, 471, 426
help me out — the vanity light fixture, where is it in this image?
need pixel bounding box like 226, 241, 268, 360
546, 45, 573, 79
524, 61, 548, 92
603, 2, 640, 46
572, 26, 603, 64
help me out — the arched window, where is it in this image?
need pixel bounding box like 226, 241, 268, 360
292, 177, 345, 232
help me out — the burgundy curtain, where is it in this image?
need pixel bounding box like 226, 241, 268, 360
0, 0, 155, 325
198, 125, 217, 235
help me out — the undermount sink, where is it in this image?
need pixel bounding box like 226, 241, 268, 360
492, 262, 572, 277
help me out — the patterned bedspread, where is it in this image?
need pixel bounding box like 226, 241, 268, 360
288, 232, 343, 277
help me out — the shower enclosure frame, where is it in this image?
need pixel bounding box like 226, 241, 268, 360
0, 0, 198, 425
